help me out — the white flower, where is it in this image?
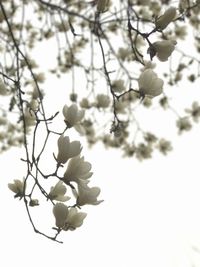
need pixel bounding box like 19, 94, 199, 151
152, 40, 177, 62
63, 207, 87, 231
77, 183, 103, 206
63, 156, 93, 184
8, 179, 25, 197
53, 204, 86, 230
53, 203, 69, 228
155, 7, 177, 30
138, 69, 164, 97
62, 104, 84, 128
0, 78, 9, 96
96, 94, 110, 108
56, 135, 82, 164
48, 181, 70, 202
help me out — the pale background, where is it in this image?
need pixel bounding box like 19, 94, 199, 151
1, 119, 200, 267
1, 12, 200, 267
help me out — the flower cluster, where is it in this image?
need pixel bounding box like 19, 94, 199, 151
52, 132, 103, 231
8, 102, 102, 241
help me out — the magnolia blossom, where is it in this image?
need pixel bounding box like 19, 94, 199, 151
155, 7, 177, 30
152, 40, 177, 62
77, 183, 103, 206
53, 203, 86, 230
53, 203, 69, 228
138, 69, 164, 97
56, 135, 82, 164
48, 181, 70, 202
8, 179, 25, 197
63, 156, 92, 184
62, 104, 84, 128
63, 207, 87, 231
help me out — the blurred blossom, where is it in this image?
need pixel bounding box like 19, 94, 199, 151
157, 139, 172, 155
24, 108, 36, 127
176, 117, 192, 134
97, 0, 110, 12
0, 78, 9, 95
112, 79, 126, 93
185, 102, 200, 122
96, 94, 110, 108
136, 143, 153, 161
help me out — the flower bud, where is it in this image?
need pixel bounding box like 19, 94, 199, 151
155, 7, 176, 30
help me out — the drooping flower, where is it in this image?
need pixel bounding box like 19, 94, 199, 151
53, 203, 87, 230
56, 135, 82, 164
155, 7, 177, 30
152, 40, 177, 62
8, 179, 25, 198
62, 104, 84, 128
63, 207, 87, 231
138, 69, 164, 97
63, 156, 93, 184
48, 181, 70, 202
76, 182, 103, 206
53, 203, 69, 228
